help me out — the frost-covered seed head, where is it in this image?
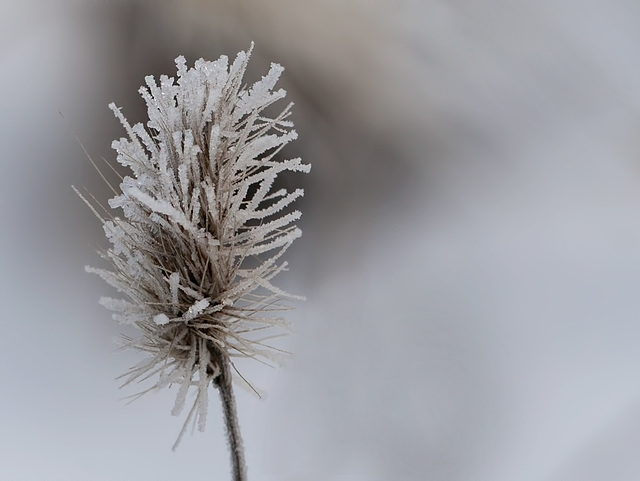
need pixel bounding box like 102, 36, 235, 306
83, 45, 309, 446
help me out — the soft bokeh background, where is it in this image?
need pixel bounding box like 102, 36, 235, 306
3, 1, 640, 479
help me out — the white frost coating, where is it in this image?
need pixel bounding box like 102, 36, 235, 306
84, 45, 309, 448
184, 298, 211, 321
154, 313, 171, 325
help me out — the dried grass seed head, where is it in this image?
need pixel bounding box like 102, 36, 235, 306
84, 45, 309, 440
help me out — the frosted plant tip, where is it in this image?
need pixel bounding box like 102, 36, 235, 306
80, 45, 308, 481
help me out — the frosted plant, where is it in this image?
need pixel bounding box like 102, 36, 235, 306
76, 45, 309, 481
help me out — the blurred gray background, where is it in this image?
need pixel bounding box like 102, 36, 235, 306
3, 1, 640, 479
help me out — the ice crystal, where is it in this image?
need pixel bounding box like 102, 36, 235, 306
78, 45, 309, 460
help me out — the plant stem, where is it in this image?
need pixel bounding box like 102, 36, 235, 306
216, 357, 247, 481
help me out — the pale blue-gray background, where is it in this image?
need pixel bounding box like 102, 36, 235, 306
3, 1, 640, 479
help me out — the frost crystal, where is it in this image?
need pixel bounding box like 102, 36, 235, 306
81, 45, 309, 456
